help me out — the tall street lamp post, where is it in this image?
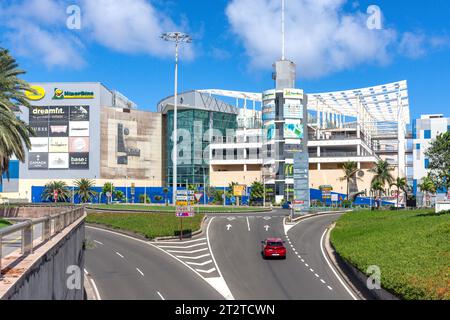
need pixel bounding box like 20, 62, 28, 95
161, 32, 192, 205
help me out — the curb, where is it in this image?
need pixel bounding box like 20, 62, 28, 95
287, 210, 352, 223
154, 215, 208, 241
86, 207, 272, 214
83, 270, 100, 300
325, 223, 400, 300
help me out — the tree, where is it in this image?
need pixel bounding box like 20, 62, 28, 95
418, 175, 437, 207
425, 132, 450, 192
371, 180, 385, 209
369, 160, 394, 190
42, 181, 70, 202
390, 177, 408, 208
139, 194, 151, 204
102, 182, 115, 204
74, 178, 97, 203
163, 187, 169, 206
340, 161, 361, 200
0, 48, 34, 181
114, 190, 125, 202
205, 186, 216, 204
249, 181, 264, 206
227, 182, 239, 205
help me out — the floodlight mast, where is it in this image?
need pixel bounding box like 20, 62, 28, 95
161, 32, 192, 205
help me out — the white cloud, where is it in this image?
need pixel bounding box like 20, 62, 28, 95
226, 0, 397, 78
0, 0, 194, 68
81, 0, 194, 60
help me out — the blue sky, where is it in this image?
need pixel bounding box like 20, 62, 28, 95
1, 0, 449, 121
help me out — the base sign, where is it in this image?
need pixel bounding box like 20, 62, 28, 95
176, 190, 195, 217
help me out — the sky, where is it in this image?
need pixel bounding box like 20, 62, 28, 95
0, 0, 449, 122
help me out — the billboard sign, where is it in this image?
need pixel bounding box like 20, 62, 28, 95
233, 185, 246, 197
284, 120, 303, 139
28, 153, 48, 170
284, 102, 303, 119
283, 88, 304, 99
69, 153, 89, 169
70, 106, 90, 121
49, 153, 69, 169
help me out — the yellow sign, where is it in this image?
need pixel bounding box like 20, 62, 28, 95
233, 185, 246, 197
53, 88, 95, 100
283, 88, 304, 100
25, 85, 46, 101
176, 201, 188, 206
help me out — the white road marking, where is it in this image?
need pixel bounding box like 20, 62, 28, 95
84, 268, 102, 300
321, 279, 326, 284
315, 273, 320, 278
157, 242, 207, 249
166, 247, 208, 254
136, 268, 144, 276
176, 253, 211, 260
305, 263, 309, 267
185, 260, 213, 266
263, 216, 271, 221
294, 251, 298, 255
227, 217, 236, 221
327, 286, 333, 291
301, 259, 305, 262
94, 240, 103, 245
195, 267, 216, 274
158, 237, 206, 244
226, 224, 232, 231
116, 252, 124, 258
157, 291, 165, 300
264, 225, 270, 231
310, 268, 314, 272
320, 229, 357, 300
246, 217, 251, 231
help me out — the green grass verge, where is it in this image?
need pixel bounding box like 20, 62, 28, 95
87, 204, 268, 213
86, 212, 205, 239
0, 218, 11, 229
331, 209, 450, 300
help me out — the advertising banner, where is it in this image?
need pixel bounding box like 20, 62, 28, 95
29, 106, 49, 122
284, 119, 303, 139
30, 122, 49, 137
265, 122, 276, 141
49, 137, 69, 153
49, 122, 69, 137
69, 153, 89, 169
69, 137, 90, 153
70, 106, 90, 121
284, 101, 303, 119
69, 121, 90, 136
262, 89, 276, 101
48, 106, 69, 121
30, 137, 49, 153
262, 101, 275, 121
48, 153, 69, 169
283, 88, 304, 100
28, 153, 48, 170
233, 185, 246, 197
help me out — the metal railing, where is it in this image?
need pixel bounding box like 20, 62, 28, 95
0, 206, 85, 274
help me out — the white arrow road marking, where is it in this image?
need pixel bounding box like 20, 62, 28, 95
185, 260, 213, 266
227, 217, 236, 221
157, 242, 207, 249
175, 253, 211, 260
226, 224, 232, 231
264, 225, 270, 231
167, 247, 208, 254
195, 268, 217, 274
263, 216, 271, 221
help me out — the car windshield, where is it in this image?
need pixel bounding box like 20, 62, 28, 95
267, 242, 283, 247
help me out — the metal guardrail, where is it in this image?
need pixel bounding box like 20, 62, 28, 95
0, 206, 85, 275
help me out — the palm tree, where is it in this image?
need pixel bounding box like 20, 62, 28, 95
102, 182, 115, 204
0, 48, 35, 181
371, 180, 385, 209
369, 160, 394, 191
340, 161, 361, 200
163, 187, 169, 206
418, 175, 437, 207
227, 182, 239, 205
390, 177, 408, 208
42, 181, 70, 202
74, 179, 97, 203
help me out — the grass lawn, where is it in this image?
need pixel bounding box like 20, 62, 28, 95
331, 209, 450, 300
0, 218, 11, 229
87, 204, 268, 213
86, 212, 205, 239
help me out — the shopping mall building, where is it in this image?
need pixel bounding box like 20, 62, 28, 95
0, 67, 421, 205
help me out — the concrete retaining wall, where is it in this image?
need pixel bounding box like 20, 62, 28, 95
1, 218, 85, 300
0, 206, 70, 218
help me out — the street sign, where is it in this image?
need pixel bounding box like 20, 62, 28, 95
176, 206, 195, 217
176, 195, 195, 201
177, 190, 194, 195
233, 185, 246, 197
331, 194, 338, 202
194, 193, 203, 202
53, 190, 58, 200
131, 183, 135, 195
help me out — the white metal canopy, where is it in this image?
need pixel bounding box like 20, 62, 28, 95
199, 80, 410, 124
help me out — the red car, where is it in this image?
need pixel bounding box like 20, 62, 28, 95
261, 238, 287, 259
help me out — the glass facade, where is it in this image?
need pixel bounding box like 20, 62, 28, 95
166, 109, 237, 187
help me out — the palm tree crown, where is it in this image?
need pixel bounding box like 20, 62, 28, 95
74, 179, 97, 203
369, 160, 394, 188
42, 181, 70, 202
0, 48, 35, 181
340, 161, 361, 199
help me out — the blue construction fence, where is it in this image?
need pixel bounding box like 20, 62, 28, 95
31, 186, 395, 206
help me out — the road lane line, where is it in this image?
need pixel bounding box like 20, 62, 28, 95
167, 247, 208, 254
84, 268, 102, 300
136, 268, 144, 276
310, 268, 314, 272
94, 240, 103, 245
185, 260, 213, 266
315, 273, 320, 278
320, 229, 357, 300
157, 237, 206, 244
157, 242, 207, 249
116, 252, 124, 258
301, 259, 305, 262
157, 291, 165, 300
246, 217, 251, 231
321, 279, 326, 284
305, 263, 309, 267
176, 253, 211, 260
327, 286, 333, 291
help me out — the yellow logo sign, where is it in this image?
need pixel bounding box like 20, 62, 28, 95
25, 85, 46, 101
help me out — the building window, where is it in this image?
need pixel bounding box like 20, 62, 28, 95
416, 143, 420, 150
424, 158, 430, 169
424, 130, 431, 139
448, 125, 450, 133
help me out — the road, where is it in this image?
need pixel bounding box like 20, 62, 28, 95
209, 211, 353, 299
85, 210, 357, 300
85, 226, 224, 300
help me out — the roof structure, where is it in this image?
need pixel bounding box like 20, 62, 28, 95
199, 80, 410, 125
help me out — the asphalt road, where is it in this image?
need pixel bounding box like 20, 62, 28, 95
85, 226, 224, 300
209, 211, 353, 300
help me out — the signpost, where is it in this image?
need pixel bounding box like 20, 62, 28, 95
176, 190, 195, 240
53, 190, 58, 203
